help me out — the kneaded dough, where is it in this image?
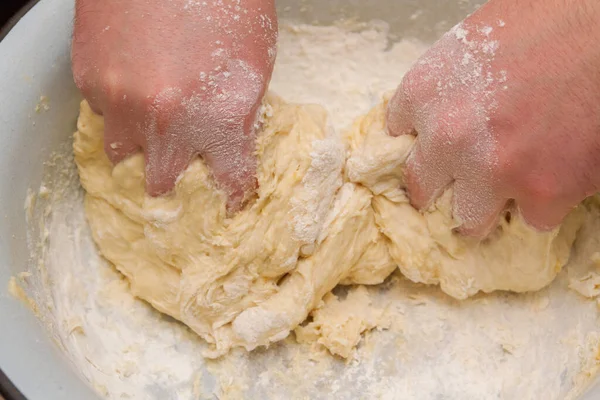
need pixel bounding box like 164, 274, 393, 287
345, 98, 585, 299
74, 95, 394, 356
74, 95, 584, 357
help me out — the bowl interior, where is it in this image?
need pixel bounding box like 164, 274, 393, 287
3, 0, 599, 399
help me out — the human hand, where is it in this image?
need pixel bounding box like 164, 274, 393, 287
72, 0, 278, 210
387, 0, 600, 236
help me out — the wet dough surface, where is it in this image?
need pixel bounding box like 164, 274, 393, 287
74, 95, 584, 357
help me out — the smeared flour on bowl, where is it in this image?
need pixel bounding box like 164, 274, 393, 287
17, 21, 600, 399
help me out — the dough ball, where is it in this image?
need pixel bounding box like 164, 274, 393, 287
346, 98, 586, 300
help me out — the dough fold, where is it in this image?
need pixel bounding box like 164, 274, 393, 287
74, 95, 584, 357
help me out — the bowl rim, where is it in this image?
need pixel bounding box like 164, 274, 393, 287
0, 3, 39, 400
0, 369, 25, 400
0, 0, 39, 42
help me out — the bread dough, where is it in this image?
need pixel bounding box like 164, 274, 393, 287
74, 95, 584, 357
74, 95, 394, 357
345, 98, 585, 299
294, 285, 389, 359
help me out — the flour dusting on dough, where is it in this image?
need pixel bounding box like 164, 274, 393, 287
290, 133, 344, 250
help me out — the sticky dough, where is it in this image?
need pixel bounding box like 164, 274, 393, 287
74, 95, 585, 357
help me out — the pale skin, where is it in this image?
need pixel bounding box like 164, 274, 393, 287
72, 0, 277, 210
388, 0, 600, 237
72, 0, 600, 235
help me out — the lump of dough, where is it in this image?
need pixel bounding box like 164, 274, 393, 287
74, 92, 585, 358
294, 285, 389, 359
73, 95, 394, 357
346, 98, 586, 300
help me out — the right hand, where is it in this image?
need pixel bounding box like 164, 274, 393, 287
72, 0, 278, 211
387, 0, 600, 237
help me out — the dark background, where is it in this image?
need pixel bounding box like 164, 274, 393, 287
1, 0, 30, 30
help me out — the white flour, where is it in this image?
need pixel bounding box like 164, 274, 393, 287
270, 22, 426, 131
290, 133, 344, 248
19, 22, 600, 400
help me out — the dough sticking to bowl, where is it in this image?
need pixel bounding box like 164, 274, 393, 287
74, 94, 584, 358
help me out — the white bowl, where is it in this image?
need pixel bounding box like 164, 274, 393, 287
1, 0, 599, 398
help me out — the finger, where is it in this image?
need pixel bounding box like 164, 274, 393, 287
87, 99, 104, 116
387, 53, 444, 138
203, 137, 257, 213
506, 168, 579, 231
517, 196, 573, 231
103, 113, 140, 164
386, 80, 415, 137
144, 130, 193, 197
452, 178, 507, 238
404, 140, 453, 210
73, 77, 104, 116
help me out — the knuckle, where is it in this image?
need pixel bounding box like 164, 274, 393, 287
522, 175, 558, 204
429, 115, 468, 146
389, 81, 413, 115
430, 105, 492, 158
71, 57, 95, 96
218, 61, 265, 110
99, 69, 124, 98
146, 87, 183, 108
399, 69, 423, 104
403, 61, 436, 97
